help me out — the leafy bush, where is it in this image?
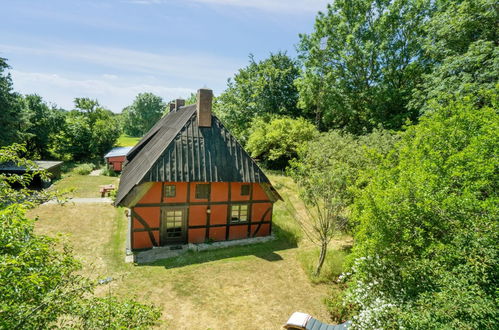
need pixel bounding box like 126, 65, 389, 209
101, 165, 118, 177
0, 144, 160, 329
73, 163, 95, 175
343, 91, 499, 329
246, 116, 318, 169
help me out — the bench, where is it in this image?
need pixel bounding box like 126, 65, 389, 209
99, 184, 115, 197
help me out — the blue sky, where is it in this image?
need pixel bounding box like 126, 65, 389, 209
1, 0, 328, 112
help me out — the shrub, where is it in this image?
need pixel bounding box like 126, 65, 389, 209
101, 165, 118, 177
246, 116, 318, 169
73, 163, 95, 175
344, 91, 499, 329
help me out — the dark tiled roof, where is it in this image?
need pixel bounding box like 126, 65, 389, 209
0, 160, 63, 172
115, 105, 271, 205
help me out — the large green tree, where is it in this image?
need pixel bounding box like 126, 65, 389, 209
342, 90, 498, 328
122, 93, 165, 137
0, 58, 23, 146
296, 0, 431, 133
51, 98, 120, 161
410, 0, 499, 112
20, 94, 65, 159
289, 129, 397, 276
215, 52, 301, 143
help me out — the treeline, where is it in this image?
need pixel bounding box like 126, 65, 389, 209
0, 60, 184, 161
0, 63, 121, 161
209, 0, 497, 328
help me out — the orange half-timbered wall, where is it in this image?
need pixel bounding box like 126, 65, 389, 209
130, 182, 273, 250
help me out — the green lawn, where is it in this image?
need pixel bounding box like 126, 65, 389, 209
116, 134, 141, 147
31, 173, 350, 328
50, 173, 119, 198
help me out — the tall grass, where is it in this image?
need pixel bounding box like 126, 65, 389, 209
298, 247, 348, 284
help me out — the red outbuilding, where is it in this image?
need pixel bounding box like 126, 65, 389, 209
104, 147, 133, 172
115, 89, 281, 250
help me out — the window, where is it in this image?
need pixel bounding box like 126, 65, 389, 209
195, 184, 210, 199
165, 210, 183, 238
164, 184, 176, 198
241, 184, 250, 196
230, 204, 248, 223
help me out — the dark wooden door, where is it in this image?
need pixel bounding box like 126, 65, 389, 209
160, 207, 187, 245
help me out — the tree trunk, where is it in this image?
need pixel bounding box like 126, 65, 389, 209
314, 242, 328, 276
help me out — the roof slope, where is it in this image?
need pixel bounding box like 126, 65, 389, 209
115, 105, 272, 205
104, 146, 133, 158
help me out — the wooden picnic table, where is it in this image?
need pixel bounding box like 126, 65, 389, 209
99, 184, 115, 197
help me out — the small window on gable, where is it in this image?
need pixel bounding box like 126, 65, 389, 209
231, 204, 248, 223
195, 184, 210, 199
241, 184, 250, 196
164, 184, 176, 198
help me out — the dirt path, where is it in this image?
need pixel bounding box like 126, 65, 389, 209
43, 197, 113, 205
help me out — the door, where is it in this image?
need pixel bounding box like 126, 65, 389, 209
160, 207, 187, 245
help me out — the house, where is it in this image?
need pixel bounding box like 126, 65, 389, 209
115, 89, 281, 250
0, 160, 63, 189
104, 146, 133, 172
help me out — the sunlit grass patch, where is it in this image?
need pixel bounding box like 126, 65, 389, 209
51, 174, 119, 198
298, 245, 350, 284
116, 134, 141, 147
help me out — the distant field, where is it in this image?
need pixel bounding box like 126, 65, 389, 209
31, 173, 350, 329
116, 134, 141, 147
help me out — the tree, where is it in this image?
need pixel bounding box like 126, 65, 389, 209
51, 98, 120, 161
122, 93, 165, 137
0, 58, 24, 146
0, 144, 160, 328
215, 52, 302, 143
296, 0, 431, 133
343, 90, 499, 328
289, 129, 397, 275
410, 0, 499, 112
20, 94, 65, 159
246, 116, 318, 169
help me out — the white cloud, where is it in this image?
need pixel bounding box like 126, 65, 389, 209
127, 0, 329, 13
11, 70, 196, 112
0, 43, 241, 85
191, 0, 329, 13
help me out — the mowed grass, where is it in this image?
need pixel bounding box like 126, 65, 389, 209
116, 134, 141, 147
30, 173, 349, 329
50, 174, 119, 198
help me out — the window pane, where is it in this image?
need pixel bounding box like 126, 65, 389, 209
165, 185, 176, 198
241, 184, 250, 196
195, 184, 210, 199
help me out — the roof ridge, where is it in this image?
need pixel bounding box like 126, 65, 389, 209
115, 106, 196, 205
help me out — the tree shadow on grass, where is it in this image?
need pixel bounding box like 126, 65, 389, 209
137, 221, 298, 269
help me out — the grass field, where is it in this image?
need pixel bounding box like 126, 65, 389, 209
116, 134, 141, 147
50, 174, 119, 198
30, 173, 350, 329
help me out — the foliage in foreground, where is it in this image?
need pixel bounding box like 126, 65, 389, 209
342, 92, 499, 329
0, 145, 160, 329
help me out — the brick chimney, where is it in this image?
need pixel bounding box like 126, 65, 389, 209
197, 88, 213, 127
169, 102, 175, 112
175, 99, 185, 111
